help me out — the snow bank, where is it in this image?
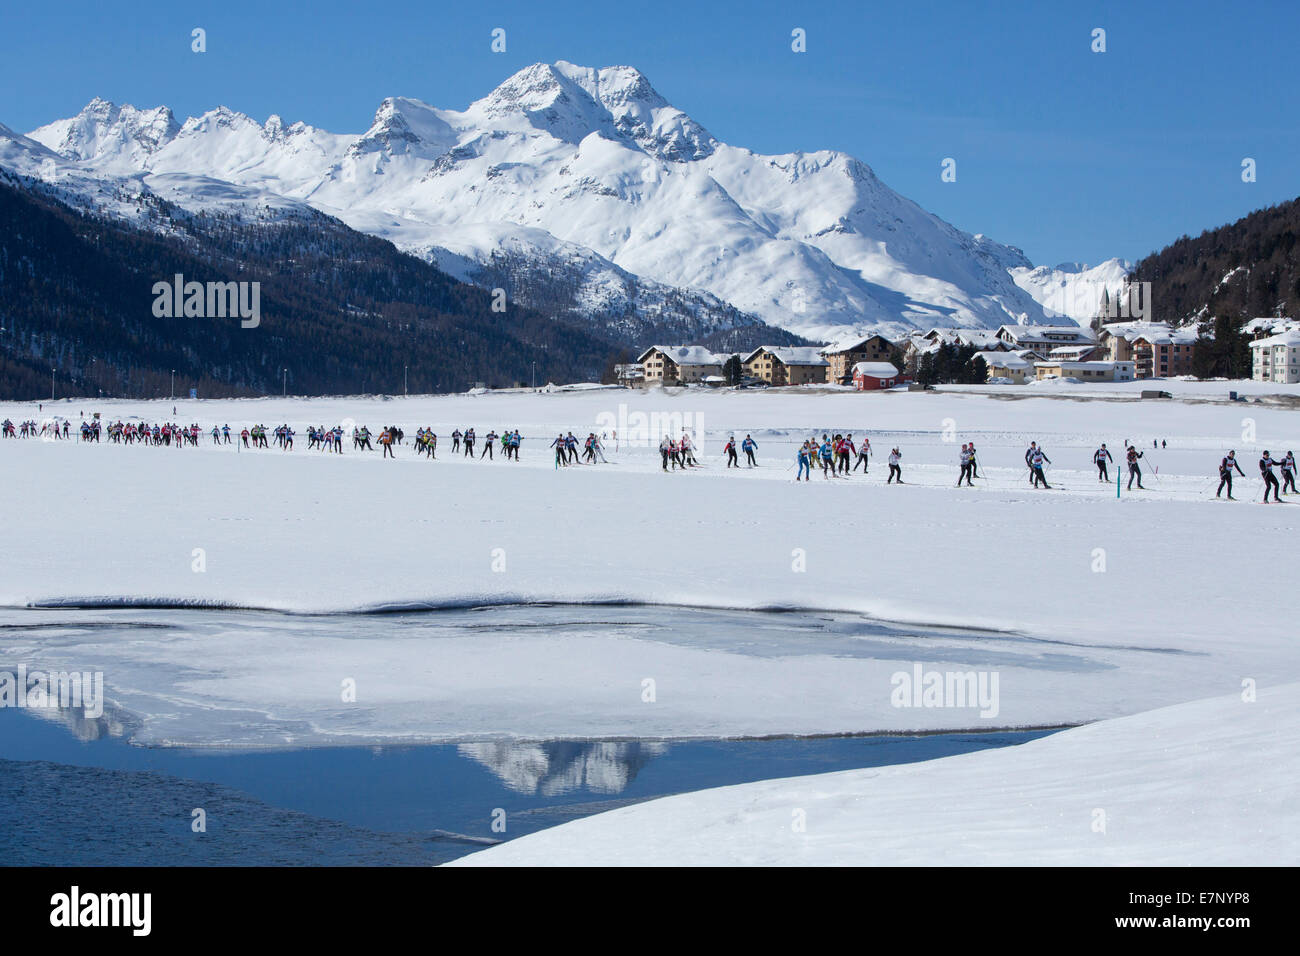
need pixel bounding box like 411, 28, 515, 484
451, 683, 1299, 866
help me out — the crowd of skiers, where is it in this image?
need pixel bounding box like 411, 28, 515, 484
792, 433, 873, 481
4, 414, 1297, 501
4, 419, 71, 439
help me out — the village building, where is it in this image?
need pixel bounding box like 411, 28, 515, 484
1045, 343, 1103, 362
1250, 330, 1300, 383
975, 350, 1039, 384
636, 346, 724, 385
901, 328, 1007, 370
1033, 360, 1135, 383
1244, 317, 1300, 339
851, 361, 902, 390
819, 336, 895, 385
1096, 322, 1198, 378
743, 346, 830, 386
996, 324, 1096, 352
613, 363, 646, 388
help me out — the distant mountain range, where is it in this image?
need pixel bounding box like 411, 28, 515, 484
0, 170, 623, 398
14, 61, 1127, 343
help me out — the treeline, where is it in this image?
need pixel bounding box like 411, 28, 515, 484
913, 343, 989, 385
692, 324, 817, 354
1191, 315, 1252, 379
0, 173, 626, 400
1127, 196, 1300, 324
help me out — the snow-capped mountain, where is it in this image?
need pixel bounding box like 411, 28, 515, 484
1010, 259, 1132, 324
23, 61, 1109, 341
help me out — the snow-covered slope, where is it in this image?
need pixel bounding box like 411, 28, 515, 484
1011, 259, 1133, 324
451, 684, 1299, 866
23, 61, 1097, 341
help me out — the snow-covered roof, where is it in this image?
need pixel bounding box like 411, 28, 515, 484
975, 350, 1032, 369
821, 335, 890, 355
1245, 317, 1300, 336
637, 345, 723, 366
904, 329, 1003, 356
997, 324, 1095, 343
852, 362, 900, 378
744, 346, 829, 366
1099, 321, 1198, 345
921, 328, 1003, 348
1251, 330, 1300, 348
1047, 344, 1099, 358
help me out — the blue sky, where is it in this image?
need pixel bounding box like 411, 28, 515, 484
2, 0, 1296, 267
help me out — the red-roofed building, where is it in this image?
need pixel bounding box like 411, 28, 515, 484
852, 362, 901, 390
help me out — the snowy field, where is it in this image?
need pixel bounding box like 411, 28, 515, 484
3, 383, 1298, 862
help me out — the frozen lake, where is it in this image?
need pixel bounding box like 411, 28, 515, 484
0, 603, 1110, 746
0, 603, 1059, 863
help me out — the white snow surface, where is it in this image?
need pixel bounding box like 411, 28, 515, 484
19, 62, 1101, 340
451, 683, 1298, 866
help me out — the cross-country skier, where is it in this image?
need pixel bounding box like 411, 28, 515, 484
968, 442, 980, 479
958, 443, 974, 486
819, 436, 835, 478
854, 437, 870, 473
1217, 450, 1245, 499
482, 430, 498, 459
1260, 451, 1282, 502
1281, 452, 1297, 494
836, 435, 852, 474
553, 434, 569, 468
451, 429, 462, 453
887, 448, 903, 484
1030, 445, 1051, 488
1094, 443, 1113, 481
724, 435, 739, 468
1025, 442, 1038, 485
742, 435, 758, 467
1126, 446, 1145, 490
796, 441, 812, 482
679, 432, 697, 467
659, 435, 673, 471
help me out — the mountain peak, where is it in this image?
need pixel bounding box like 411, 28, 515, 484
349, 95, 456, 160
28, 99, 179, 165
471, 61, 715, 161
